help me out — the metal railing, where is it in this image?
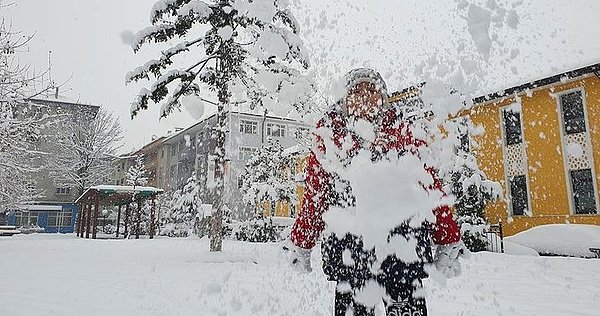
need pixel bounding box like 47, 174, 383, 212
485, 221, 504, 253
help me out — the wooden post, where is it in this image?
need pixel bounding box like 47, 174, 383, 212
135, 198, 141, 239
116, 204, 122, 239
77, 203, 83, 237
85, 200, 91, 239
149, 195, 156, 239
124, 203, 130, 238
92, 192, 100, 239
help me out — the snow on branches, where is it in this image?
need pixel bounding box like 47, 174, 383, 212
240, 137, 297, 216
129, 0, 313, 252
126, 154, 149, 187
128, 0, 313, 118
50, 108, 122, 195
161, 172, 202, 237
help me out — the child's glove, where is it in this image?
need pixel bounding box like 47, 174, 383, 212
434, 241, 470, 278
282, 241, 312, 273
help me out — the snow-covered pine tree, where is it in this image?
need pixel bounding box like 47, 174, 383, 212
240, 137, 296, 217
447, 119, 502, 252
128, 0, 312, 251
126, 154, 149, 187
161, 172, 202, 237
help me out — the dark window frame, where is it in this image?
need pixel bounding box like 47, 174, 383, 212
502, 108, 523, 146
570, 169, 597, 215
509, 175, 529, 216
560, 90, 587, 135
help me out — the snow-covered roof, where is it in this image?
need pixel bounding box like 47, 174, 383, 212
17, 204, 63, 211
90, 185, 163, 193
75, 185, 163, 203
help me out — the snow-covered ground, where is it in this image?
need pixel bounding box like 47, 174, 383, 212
1, 234, 599, 316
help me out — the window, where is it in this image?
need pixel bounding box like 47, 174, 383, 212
570, 169, 597, 214
267, 123, 286, 137
560, 90, 586, 134
509, 175, 529, 216
171, 144, 176, 156
294, 126, 309, 140
15, 211, 41, 227
239, 146, 258, 161
55, 187, 71, 195
238, 176, 244, 189
47, 211, 72, 227
240, 120, 258, 134
502, 108, 523, 146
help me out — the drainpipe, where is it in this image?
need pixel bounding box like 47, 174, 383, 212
261, 108, 268, 147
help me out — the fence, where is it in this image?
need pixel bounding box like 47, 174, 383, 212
484, 222, 504, 253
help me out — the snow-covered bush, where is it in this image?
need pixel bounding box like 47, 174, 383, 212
229, 217, 279, 243
240, 137, 297, 217
160, 173, 201, 237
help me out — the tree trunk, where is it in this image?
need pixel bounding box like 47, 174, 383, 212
209, 58, 229, 252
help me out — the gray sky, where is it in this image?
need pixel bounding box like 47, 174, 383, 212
7, 0, 600, 151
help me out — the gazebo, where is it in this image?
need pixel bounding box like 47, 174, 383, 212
75, 185, 163, 239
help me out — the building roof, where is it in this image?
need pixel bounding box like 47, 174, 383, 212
474, 62, 600, 104
27, 97, 100, 110
75, 185, 163, 205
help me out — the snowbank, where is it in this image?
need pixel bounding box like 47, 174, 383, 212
506, 224, 600, 258
504, 240, 539, 257
2, 234, 600, 315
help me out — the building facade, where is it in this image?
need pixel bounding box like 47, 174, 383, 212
121, 110, 309, 221
464, 63, 600, 236
7, 96, 99, 233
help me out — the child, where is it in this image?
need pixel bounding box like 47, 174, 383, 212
287, 68, 466, 316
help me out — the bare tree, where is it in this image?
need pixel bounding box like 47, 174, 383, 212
50, 108, 123, 195
0, 11, 56, 210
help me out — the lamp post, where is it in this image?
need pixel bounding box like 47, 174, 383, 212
101, 209, 109, 234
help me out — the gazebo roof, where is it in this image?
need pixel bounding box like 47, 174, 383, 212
75, 185, 163, 205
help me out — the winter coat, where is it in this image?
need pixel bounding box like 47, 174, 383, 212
289, 104, 461, 294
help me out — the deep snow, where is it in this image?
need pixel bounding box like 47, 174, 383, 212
1, 234, 599, 315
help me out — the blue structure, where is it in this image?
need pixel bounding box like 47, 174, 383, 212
7, 203, 79, 233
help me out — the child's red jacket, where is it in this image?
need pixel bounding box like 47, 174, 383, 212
290, 107, 461, 250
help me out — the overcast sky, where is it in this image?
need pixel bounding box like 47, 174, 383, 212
6, 0, 600, 152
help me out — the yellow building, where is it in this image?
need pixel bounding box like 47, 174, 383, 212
465, 63, 600, 236
270, 63, 600, 237
259, 147, 308, 219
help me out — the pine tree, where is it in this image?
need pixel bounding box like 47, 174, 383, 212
448, 120, 502, 252
128, 0, 312, 251
126, 155, 149, 187
161, 173, 202, 237
240, 137, 297, 217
